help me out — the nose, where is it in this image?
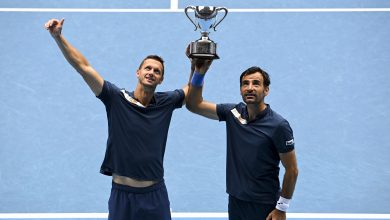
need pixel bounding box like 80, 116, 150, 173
146, 70, 155, 77
246, 83, 254, 91
146, 68, 153, 74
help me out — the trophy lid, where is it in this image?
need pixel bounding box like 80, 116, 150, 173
196, 6, 217, 19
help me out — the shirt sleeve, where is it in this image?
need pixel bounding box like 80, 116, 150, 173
96, 80, 120, 107
272, 120, 295, 153
171, 89, 185, 109
217, 103, 236, 121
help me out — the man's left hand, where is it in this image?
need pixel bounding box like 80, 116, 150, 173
266, 209, 286, 220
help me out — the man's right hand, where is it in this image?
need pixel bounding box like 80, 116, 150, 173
185, 44, 213, 74
44, 18, 65, 38
193, 58, 213, 74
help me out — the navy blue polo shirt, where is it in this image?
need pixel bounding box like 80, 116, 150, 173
97, 80, 184, 181
217, 103, 295, 204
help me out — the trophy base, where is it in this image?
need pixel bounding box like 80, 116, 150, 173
188, 40, 220, 60
189, 53, 220, 59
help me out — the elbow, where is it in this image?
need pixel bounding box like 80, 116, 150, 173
185, 94, 197, 112
75, 64, 91, 77
291, 167, 299, 180
185, 95, 203, 114
294, 168, 299, 178
286, 166, 299, 180
185, 100, 197, 113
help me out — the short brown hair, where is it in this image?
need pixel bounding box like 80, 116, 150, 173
138, 55, 165, 76
240, 66, 270, 87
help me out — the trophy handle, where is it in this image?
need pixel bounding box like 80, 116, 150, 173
213, 7, 228, 31
185, 6, 199, 31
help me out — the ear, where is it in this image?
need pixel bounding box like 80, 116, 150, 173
136, 69, 140, 79
264, 86, 270, 96
158, 75, 164, 85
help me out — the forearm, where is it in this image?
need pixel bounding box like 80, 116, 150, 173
186, 83, 218, 119
182, 67, 196, 105
280, 167, 298, 199
185, 58, 218, 119
188, 62, 196, 84
186, 84, 204, 111
53, 35, 103, 96
54, 35, 91, 75
186, 65, 204, 110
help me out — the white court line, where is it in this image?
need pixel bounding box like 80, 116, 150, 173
1, 213, 390, 219
170, 0, 178, 10
1, 8, 390, 13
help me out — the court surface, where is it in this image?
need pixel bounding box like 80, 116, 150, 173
1, 0, 390, 219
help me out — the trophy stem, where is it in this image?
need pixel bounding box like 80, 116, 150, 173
201, 32, 209, 38
200, 32, 210, 42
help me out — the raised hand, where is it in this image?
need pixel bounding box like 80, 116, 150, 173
193, 58, 212, 74
185, 44, 213, 74
44, 18, 65, 38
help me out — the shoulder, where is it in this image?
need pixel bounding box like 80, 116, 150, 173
217, 103, 239, 113
267, 106, 289, 125
217, 102, 242, 121
155, 89, 184, 106
97, 80, 122, 101
266, 106, 294, 135
157, 89, 184, 97
155, 89, 183, 99
267, 107, 295, 152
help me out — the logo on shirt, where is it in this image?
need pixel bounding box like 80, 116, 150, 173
286, 139, 295, 146
120, 90, 145, 108
231, 108, 247, 124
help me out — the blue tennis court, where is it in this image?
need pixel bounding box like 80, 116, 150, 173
1, 0, 390, 219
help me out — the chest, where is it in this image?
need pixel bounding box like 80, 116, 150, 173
226, 114, 277, 154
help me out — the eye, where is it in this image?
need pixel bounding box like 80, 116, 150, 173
242, 81, 249, 86
154, 69, 161, 75
253, 80, 261, 86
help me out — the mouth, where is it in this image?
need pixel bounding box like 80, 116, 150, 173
244, 94, 256, 99
145, 76, 155, 83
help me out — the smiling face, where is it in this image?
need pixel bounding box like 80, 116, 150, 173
240, 72, 269, 105
136, 58, 164, 89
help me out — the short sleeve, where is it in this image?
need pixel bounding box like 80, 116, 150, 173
96, 80, 120, 107
272, 120, 295, 153
172, 89, 185, 109
217, 103, 236, 121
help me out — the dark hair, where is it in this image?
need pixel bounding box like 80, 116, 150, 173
138, 55, 165, 76
239, 66, 270, 87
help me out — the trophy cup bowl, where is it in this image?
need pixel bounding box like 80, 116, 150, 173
185, 6, 228, 60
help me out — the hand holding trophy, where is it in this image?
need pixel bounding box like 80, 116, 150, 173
185, 6, 228, 60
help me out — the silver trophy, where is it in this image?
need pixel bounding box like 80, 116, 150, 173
185, 6, 228, 60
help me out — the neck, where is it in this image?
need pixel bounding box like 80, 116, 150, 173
247, 102, 267, 121
134, 84, 155, 106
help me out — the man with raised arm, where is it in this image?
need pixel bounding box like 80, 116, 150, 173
45, 18, 191, 220
186, 58, 299, 220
